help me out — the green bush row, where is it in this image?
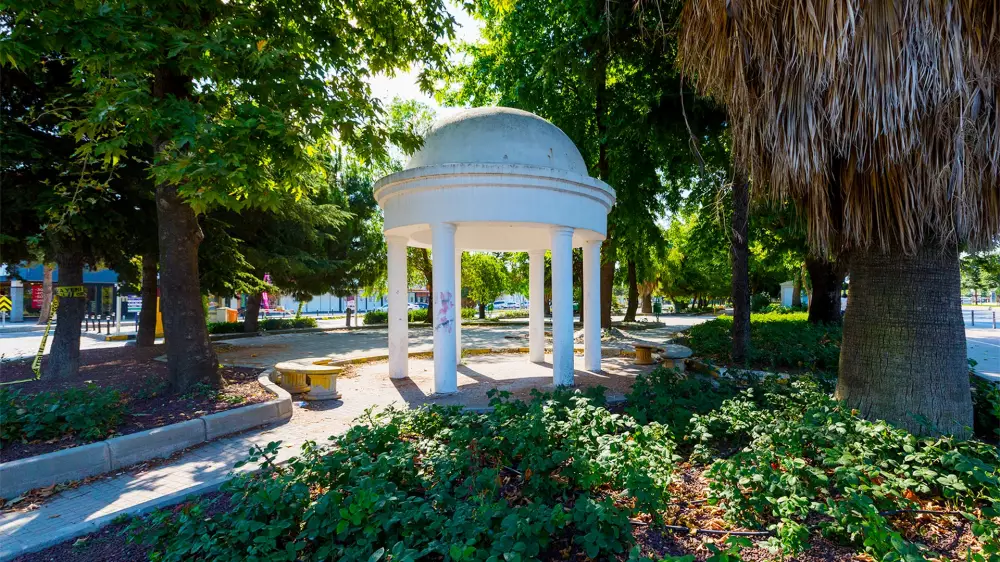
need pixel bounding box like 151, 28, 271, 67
362, 307, 477, 325
686, 311, 841, 373
0, 384, 126, 443
493, 309, 529, 319
207, 317, 318, 334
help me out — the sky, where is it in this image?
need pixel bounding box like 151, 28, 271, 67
367, 2, 483, 118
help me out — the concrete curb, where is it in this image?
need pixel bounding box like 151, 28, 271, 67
0, 370, 291, 500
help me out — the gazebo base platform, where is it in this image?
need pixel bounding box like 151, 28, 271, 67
346, 353, 659, 408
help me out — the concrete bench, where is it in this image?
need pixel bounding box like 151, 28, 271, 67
633, 344, 663, 365
274, 361, 344, 400
658, 344, 693, 372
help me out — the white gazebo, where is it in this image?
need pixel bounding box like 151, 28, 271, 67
373, 107, 616, 394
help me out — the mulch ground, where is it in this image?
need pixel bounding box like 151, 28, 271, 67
0, 345, 268, 464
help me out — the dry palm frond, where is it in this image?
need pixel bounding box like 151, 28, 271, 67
678, 0, 1000, 255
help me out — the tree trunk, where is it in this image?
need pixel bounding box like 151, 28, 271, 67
641, 293, 652, 314
623, 259, 639, 322
600, 241, 615, 326
791, 269, 802, 309
805, 255, 846, 325
137, 252, 158, 347
730, 174, 751, 364
36, 264, 54, 324
417, 248, 434, 324
46, 248, 85, 379
836, 242, 972, 437
244, 292, 262, 332
156, 182, 221, 391
478, 303, 486, 320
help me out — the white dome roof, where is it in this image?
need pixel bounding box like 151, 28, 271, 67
405, 107, 589, 175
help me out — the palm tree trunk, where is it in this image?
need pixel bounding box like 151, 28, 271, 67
244, 292, 262, 332
623, 259, 639, 322
478, 303, 486, 319
805, 255, 846, 324
46, 246, 85, 379
641, 292, 653, 314
836, 242, 972, 437
730, 174, 751, 364
791, 269, 802, 309
136, 252, 158, 347
36, 264, 54, 324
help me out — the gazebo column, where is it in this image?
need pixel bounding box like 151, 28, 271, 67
455, 247, 462, 365
583, 240, 602, 371
550, 226, 575, 386
386, 235, 409, 379
431, 222, 458, 394
528, 249, 546, 363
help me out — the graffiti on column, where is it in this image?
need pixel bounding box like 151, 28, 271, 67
437, 291, 454, 333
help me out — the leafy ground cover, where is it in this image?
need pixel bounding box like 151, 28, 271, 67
21, 369, 985, 562
683, 312, 841, 374
0, 346, 267, 464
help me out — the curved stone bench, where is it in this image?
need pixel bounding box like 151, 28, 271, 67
658, 344, 693, 372
274, 361, 343, 400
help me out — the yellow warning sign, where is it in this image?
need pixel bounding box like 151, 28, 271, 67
0, 295, 11, 313
31, 297, 59, 377
56, 285, 86, 298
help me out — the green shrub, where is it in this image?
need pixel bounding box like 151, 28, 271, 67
208, 317, 318, 334
971, 363, 1000, 440
0, 384, 125, 443
750, 292, 772, 312
759, 303, 796, 314
362, 310, 387, 324
259, 317, 318, 330
461, 307, 477, 319
131, 389, 678, 561
625, 367, 743, 438
494, 308, 529, 319
364, 308, 470, 324
687, 312, 841, 373
686, 377, 1000, 559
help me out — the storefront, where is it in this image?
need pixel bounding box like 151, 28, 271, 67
0, 265, 121, 321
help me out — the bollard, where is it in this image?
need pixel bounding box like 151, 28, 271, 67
971, 310, 975, 326
106, 315, 111, 334
994, 310, 997, 329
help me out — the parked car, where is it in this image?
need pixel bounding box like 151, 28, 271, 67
492, 300, 507, 310
416, 302, 429, 310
